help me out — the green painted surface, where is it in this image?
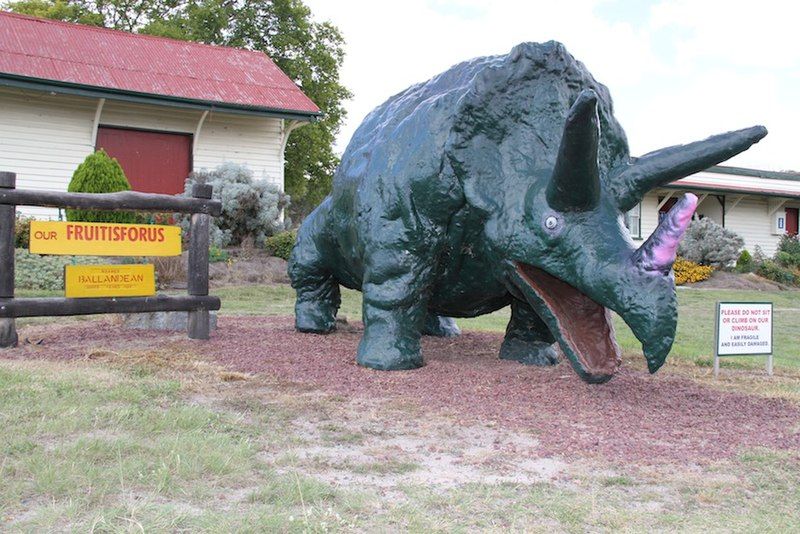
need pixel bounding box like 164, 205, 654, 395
289, 41, 766, 383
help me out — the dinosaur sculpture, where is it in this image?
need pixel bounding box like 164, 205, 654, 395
289, 41, 766, 383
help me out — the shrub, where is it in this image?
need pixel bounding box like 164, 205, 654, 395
151, 256, 185, 289
209, 246, 230, 263
67, 150, 139, 223
264, 230, 297, 260
677, 218, 744, 268
673, 257, 714, 285
756, 260, 798, 286
752, 245, 766, 265
183, 163, 289, 248
735, 249, 754, 273
14, 212, 33, 249
15, 250, 105, 290
774, 234, 800, 268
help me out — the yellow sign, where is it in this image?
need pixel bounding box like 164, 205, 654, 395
30, 221, 181, 256
65, 264, 156, 298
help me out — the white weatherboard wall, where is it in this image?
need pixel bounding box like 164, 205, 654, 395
0, 87, 95, 218
639, 191, 800, 257
195, 113, 284, 185
0, 87, 286, 218
723, 198, 799, 257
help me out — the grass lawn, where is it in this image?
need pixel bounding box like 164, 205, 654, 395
3, 283, 798, 530
1, 358, 798, 531
214, 285, 800, 370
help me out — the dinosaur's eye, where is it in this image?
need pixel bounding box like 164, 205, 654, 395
544, 216, 558, 229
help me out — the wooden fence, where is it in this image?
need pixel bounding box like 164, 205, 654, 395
0, 170, 222, 348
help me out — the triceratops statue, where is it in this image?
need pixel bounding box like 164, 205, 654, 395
289, 41, 766, 383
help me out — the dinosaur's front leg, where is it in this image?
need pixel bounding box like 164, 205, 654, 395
357, 248, 434, 370
500, 298, 559, 366
289, 218, 340, 334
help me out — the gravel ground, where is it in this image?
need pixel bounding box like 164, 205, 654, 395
7, 316, 800, 466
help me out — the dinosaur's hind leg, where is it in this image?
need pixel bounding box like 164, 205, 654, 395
288, 229, 340, 334
500, 298, 559, 366
422, 314, 461, 337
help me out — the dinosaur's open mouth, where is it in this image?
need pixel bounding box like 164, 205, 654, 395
514, 262, 621, 383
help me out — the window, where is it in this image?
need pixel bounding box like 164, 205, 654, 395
625, 203, 641, 239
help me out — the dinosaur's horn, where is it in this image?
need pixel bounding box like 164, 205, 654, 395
546, 90, 601, 212
633, 193, 698, 274
613, 126, 767, 212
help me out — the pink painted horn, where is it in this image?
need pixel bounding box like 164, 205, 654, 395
633, 193, 698, 273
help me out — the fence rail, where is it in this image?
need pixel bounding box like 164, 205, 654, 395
0, 187, 221, 216
0, 170, 221, 348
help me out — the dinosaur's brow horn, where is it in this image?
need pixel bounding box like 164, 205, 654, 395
612, 126, 767, 213
545, 89, 601, 212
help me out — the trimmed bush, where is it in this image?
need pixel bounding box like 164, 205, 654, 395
265, 230, 296, 260
183, 163, 289, 248
677, 218, 744, 268
673, 257, 713, 285
735, 249, 754, 273
67, 150, 139, 223
14, 212, 33, 249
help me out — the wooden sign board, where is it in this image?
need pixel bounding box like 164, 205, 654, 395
65, 264, 156, 298
30, 221, 181, 256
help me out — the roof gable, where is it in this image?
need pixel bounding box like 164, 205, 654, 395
0, 11, 320, 118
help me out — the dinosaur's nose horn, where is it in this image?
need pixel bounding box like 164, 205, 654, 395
632, 193, 698, 274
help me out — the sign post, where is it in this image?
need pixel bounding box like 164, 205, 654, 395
714, 301, 773, 378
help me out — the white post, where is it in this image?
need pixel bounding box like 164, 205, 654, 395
713, 302, 720, 379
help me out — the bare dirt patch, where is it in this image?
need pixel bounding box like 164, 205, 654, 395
209, 255, 290, 286
689, 270, 792, 291
7, 316, 800, 466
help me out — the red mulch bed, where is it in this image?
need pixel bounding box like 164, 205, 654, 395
6, 316, 800, 465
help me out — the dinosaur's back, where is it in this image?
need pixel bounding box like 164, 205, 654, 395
306, 42, 630, 289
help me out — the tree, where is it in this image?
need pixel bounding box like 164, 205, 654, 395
8, 0, 351, 219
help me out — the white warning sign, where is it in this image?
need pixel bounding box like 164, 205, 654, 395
717, 302, 773, 356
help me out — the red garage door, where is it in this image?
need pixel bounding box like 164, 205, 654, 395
96, 126, 192, 195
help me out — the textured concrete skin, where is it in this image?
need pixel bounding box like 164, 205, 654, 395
289, 42, 767, 383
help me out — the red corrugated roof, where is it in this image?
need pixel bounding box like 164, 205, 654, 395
0, 11, 320, 116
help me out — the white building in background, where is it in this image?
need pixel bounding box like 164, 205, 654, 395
626, 166, 800, 257
0, 11, 319, 218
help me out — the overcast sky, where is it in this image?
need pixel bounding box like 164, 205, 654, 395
304, 0, 799, 172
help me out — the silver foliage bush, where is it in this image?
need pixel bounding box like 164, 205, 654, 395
183, 163, 290, 247
677, 217, 744, 267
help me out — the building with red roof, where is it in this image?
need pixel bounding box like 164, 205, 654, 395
0, 11, 320, 216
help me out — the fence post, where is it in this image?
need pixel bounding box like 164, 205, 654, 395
0, 172, 18, 348
187, 183, 212, 340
